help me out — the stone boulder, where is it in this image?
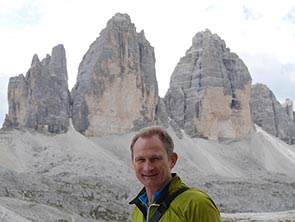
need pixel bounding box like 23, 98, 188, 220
71, 13, 158, 136
3, 45, 70, 133
251, 83, 295, 144
165, 29, 254, 139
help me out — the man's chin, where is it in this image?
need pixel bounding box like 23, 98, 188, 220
140, 177, 159, 186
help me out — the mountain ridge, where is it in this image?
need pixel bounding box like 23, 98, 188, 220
3, 13, 295, 145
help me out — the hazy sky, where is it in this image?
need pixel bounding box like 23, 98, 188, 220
0, 0, 295, 125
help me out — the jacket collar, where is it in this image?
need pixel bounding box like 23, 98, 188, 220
129, 173, 184, 218
129, 173, 178, 205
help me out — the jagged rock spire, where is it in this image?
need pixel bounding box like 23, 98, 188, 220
165, 29, 254, 139
71, 13, 158, 136
251, 83, 295, 144
3, 44, 70, 133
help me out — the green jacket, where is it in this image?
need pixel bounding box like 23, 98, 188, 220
129, 174, 221, 222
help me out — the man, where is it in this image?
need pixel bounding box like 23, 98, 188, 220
129, 126, 221, 222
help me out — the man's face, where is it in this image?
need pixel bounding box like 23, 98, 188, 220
132, 135, 177, 193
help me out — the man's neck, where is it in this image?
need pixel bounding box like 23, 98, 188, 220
145, 178, 173, 206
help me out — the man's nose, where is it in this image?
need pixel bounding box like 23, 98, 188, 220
143, 160, 154, 171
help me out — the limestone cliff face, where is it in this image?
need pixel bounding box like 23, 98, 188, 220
71, 13, 158, 136
282, 98, 294, 122
3, 45, 70, 133
251, 84, 295, 144
165, 29, 254, 139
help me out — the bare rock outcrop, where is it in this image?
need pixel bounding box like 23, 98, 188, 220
3, 45, 70, 133
251, 83, 295, 144
71, 13, 158, 136
282, 98, 295, 122
165, 29, 254, 139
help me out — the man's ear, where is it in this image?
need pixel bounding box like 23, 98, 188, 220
170, 152, 178, 169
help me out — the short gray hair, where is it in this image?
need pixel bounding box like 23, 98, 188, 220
130, 126, 174, 159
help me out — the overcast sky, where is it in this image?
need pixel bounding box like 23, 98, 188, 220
0, 0, 295, 125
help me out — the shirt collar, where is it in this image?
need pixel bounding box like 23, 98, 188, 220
138, 175, 174, 208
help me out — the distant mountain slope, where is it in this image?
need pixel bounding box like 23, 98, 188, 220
251, 83, 295, 144
0, 124, 294, 221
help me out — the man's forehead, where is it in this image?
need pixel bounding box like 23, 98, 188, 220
134, 135, 162, 146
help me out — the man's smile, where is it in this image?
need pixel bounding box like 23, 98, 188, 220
142, 173, 158, 178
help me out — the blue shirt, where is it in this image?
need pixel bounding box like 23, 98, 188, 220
138, 181, 171, 210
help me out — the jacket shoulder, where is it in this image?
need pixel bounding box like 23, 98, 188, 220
170, 187, 221, 221
172, 187, 213, 204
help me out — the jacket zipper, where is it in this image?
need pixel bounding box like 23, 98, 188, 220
146, 203, 160, 222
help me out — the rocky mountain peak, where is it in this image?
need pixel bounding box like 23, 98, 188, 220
3, 44, 70, 133
31, 54, 40, 67
192, 29, 226, 51
165, 29, 254, 139
47, 44, 68, 80
250, 83, 295, 144
106, 13, 133, 31
71, 13, 158, 136
3, 13, 294, 145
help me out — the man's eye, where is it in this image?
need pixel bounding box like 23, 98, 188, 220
136, 158, 145, 162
